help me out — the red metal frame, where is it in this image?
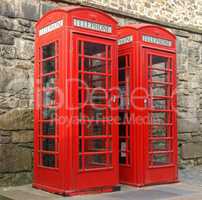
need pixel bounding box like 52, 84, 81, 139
118, 24, 178, 186
34, 6, 119, 195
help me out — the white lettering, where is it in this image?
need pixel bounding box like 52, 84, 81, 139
118, 35, 133, 45
142, 35, 172, 47
39, 20, 64, 36
73, 19, 112, 33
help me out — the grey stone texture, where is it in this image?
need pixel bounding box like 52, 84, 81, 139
0, 0, 201, 186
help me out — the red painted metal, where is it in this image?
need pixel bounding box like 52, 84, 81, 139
118, 24, 178, 186
34, 6, 119, 195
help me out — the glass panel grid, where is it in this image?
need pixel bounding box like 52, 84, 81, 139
118, 55, 131, 166
79, 41, 113, 171
38, 41, 59, 169
148, 54, 173, 167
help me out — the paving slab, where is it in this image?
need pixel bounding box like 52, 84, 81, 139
0, 167, 202, 200
0, 183, 202, 200
0, 194, 13, 200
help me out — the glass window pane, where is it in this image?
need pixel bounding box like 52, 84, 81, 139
151, 140, 170, 151
119, 124, 126, 136
149, 69, 169, 82
42, 121, 55, 135
43, 90, 55, 106
42, 138, 55, 151
43, 75, 55, 88
152, 56, 168, 69
149, 84, 170, 97
84, 42, 106, 58
84, 74, 106, 88
84, 58, 106, 73
42, 154, 56, 167
43, 108, 55, 120
119, 112, 130, 123
118, 56, 126, 69
43, 43, 55, 59
152, 99, 170, 110
150, 112, 169, 124
78, 41, 82, 54
43, 59, 55, 74
81, 106, 110, 120
119, 69, 125, 82
79, 155, 82, 169
150, 153, 171, 166
151, 127, 168, 137
93, 91, 107, 105
84, 154, 108, 169
82, 122, 111, 136
80, 89, 107, 104
84, 138, 107, 152
78, 56, 82, 71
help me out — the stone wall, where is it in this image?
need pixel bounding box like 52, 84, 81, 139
0, 0, 201, 186
0, 0, 36, 186
75, 0, 202, 31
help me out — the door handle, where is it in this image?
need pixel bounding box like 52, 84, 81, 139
144, 99, 148, 107
112, 95, 116, 103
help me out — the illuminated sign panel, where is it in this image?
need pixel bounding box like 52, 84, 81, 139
39, 20, 63, 36
142, 35, 172, 47
73, 19, 112, 33
118, 35, 133, 45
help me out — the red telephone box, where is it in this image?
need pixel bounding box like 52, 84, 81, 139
118, 24, 178, 186
33, 6, 119, 195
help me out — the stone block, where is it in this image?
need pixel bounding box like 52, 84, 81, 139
15, 39, 34, 60
0, 30, 14, 45
178, 133, 192, 142
0, 16, 14, 30
0, 45, 16, 59
0, 131, 10, 137
15, 61, 34, 70
176, 37, 189, 55
188, 41, 201, 65
177, 95, 200, 109
0, 0, 15, 18
0, 144, 32, 173
41, 1, 58, 15
0, 173, 13, 187
0, 108, 33, 130
192, 136, 202, 142
196, 158, 202, 165
15, 0, 40, 21
190, 34, 202, 42
178, 118, 200, 133
13, 19, 35, 34
173, 29, 189, 38
12, 172, 32, 186
0, 135, 11, 144
0, 66, 30, 94
182, 142, 202, 159
0, 172, 32, 186
12, 131, 33, 143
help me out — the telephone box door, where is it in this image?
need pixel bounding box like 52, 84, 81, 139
71, 34, 118, 190
34, 32, 66, 191
143, 48, 178, 184
118, 50, 134, 184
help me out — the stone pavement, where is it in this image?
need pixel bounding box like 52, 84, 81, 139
0, 167, 202, 200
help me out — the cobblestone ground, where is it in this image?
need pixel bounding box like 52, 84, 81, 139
180, 166, 202, 187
